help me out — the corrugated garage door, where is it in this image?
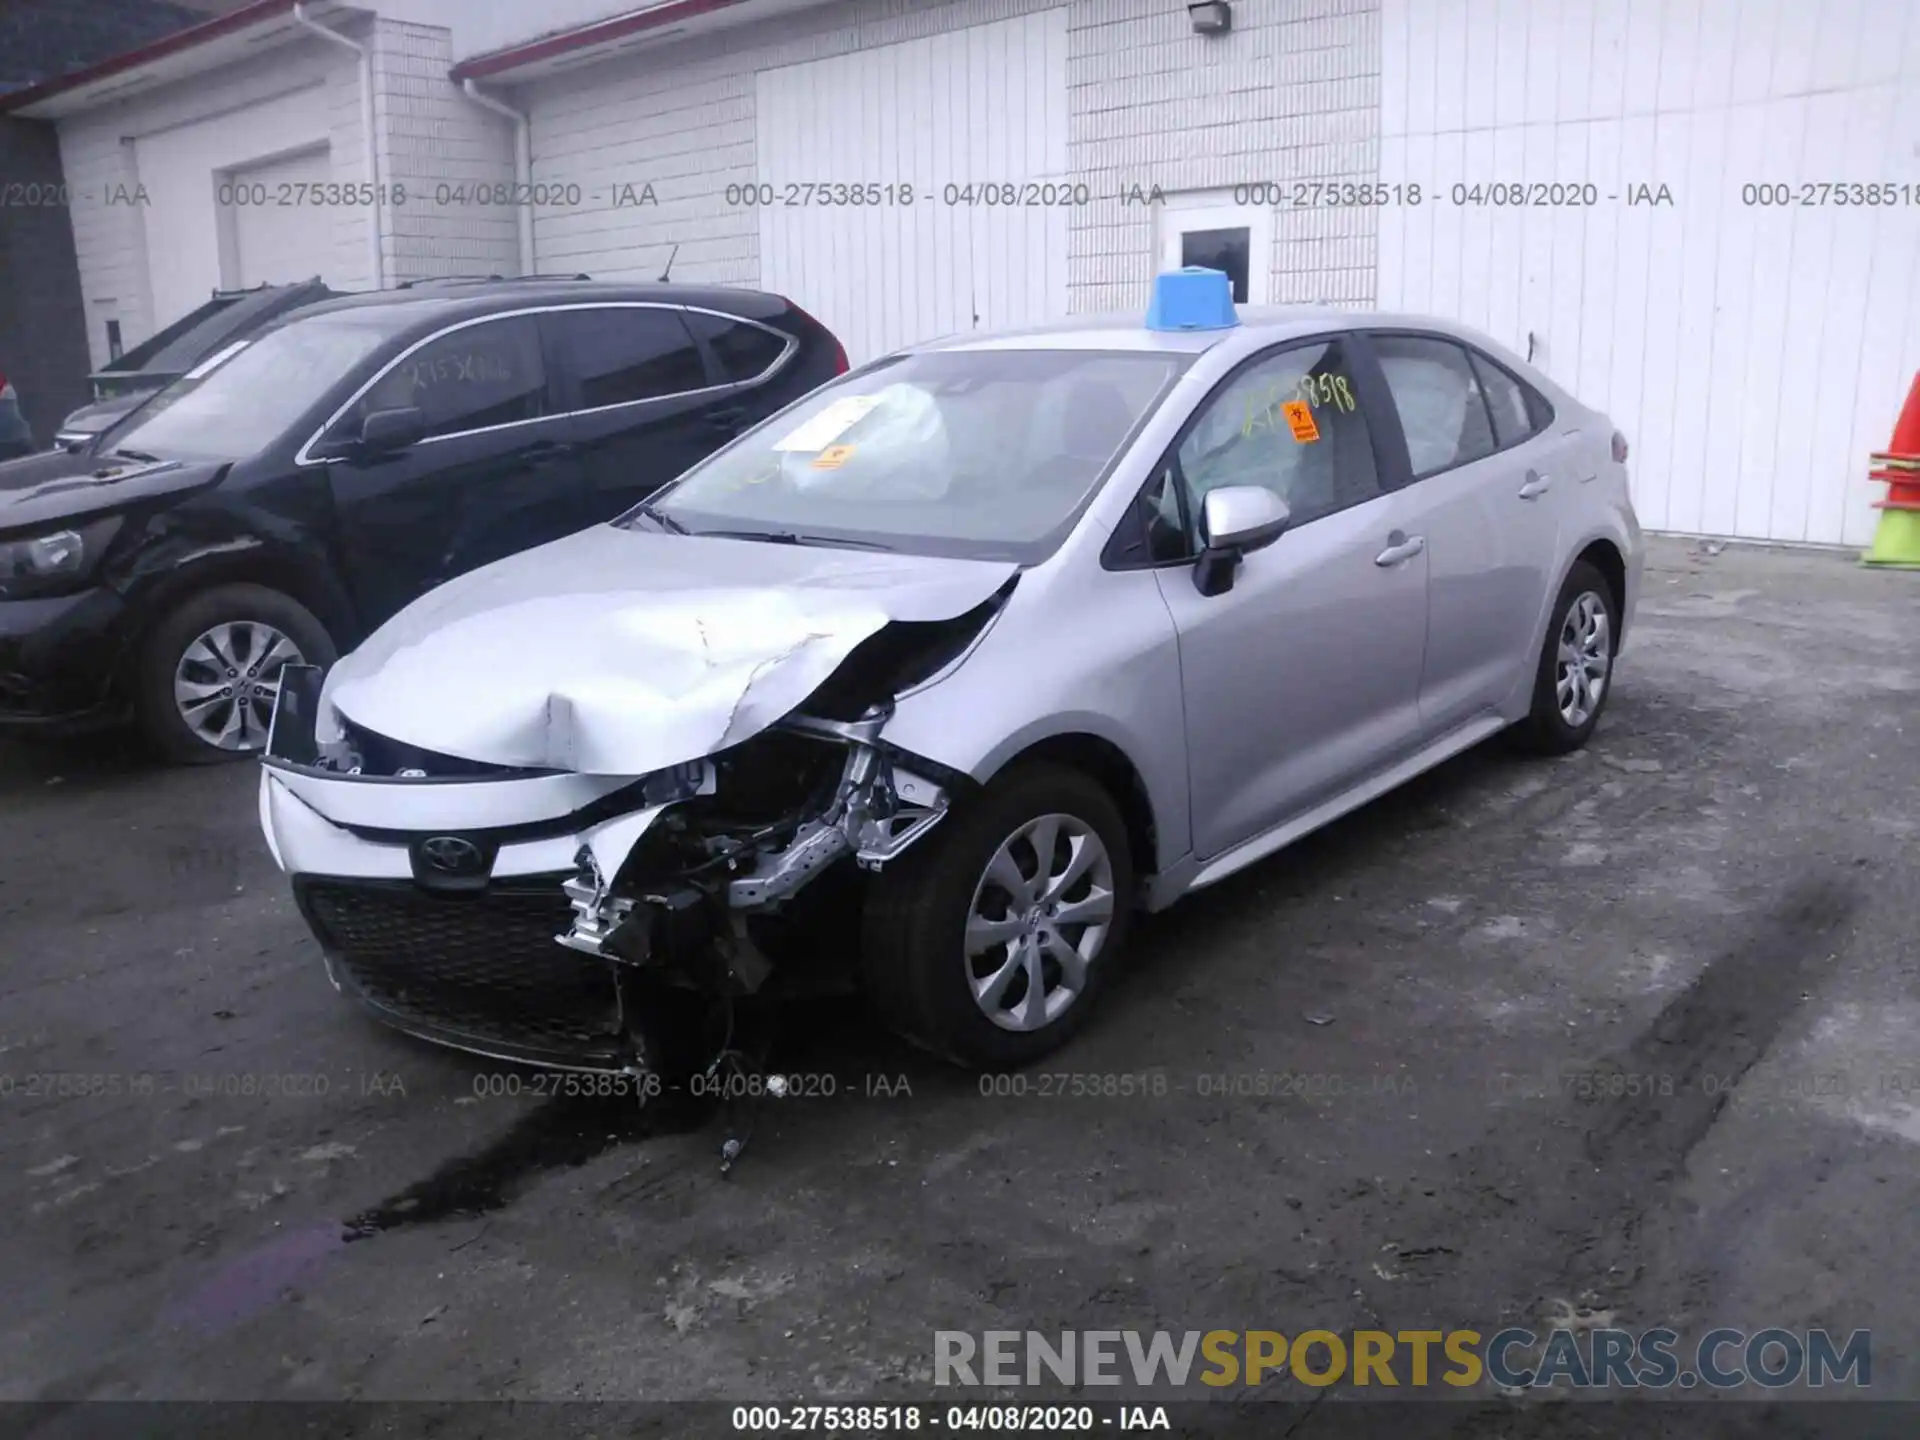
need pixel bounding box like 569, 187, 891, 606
228, 146, 336, 291
1379, 0, 1920, 547
132, 85, 334, 331
754, 10, 1070, 365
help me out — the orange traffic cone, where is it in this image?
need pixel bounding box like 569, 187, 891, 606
1869, 370, 1920, 469
1864, 370, 1920, 566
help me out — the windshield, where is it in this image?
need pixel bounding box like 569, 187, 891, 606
632, 348, 1188, 561
102, 311, 412, 462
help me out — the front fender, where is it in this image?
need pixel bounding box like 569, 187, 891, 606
880, 565, 1192, 872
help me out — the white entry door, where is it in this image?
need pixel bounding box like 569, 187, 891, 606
1155, 192, 1274, 305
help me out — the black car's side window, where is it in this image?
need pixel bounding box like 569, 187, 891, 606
683, 311, 790, 383
555, 307, 707, 410
1171, 336, 1381, 544
353, 316, 548, 441
1372, 334, 1498, 479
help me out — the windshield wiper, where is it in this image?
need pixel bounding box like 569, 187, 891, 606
109, 448, 162, 463
630, 500, 688, 534
690, 528, 896, 552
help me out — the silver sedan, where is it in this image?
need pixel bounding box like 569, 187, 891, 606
260, 273, 1642, 1076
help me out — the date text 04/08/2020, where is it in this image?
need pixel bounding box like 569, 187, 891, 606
728, 1403, 1170, 1431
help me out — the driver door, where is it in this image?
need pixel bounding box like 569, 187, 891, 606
1148, 334, 1431, 860
320, 315, 581, 625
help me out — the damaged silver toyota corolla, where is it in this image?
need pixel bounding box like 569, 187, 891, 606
260, 271, 1642, 1078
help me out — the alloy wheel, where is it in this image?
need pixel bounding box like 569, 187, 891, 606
964, 813, 1116, 1033
173, 620, 305, 752
1555, 591, 1612, 728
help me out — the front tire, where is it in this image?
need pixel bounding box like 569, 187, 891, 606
861, 762, 1134, 1069
135, 584, 337, 765
1511, 559, 1618, 755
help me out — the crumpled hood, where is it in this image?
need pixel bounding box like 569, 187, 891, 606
319, 523, 1020, 775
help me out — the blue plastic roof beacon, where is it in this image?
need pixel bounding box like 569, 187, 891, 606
1145, 266, 1240, 332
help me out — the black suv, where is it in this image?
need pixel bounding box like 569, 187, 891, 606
0, 278, 848, 762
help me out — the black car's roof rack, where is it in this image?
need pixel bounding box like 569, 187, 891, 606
395, 273, 593, 288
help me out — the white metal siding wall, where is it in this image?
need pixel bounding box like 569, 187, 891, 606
54, 40, 371, 366
372, 19, 520, 281
756, 12, 1071, 363
1380, 0, 1920, 548
521, 0, 1383, 333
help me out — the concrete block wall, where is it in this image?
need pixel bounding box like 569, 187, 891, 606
1067, 0, 1383, 311
513, 0, 1383, 310
370, 19, 519, 282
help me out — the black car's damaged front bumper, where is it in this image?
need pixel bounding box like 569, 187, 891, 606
261, 666, 956, 1075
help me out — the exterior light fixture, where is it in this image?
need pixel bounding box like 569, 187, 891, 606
1188, 1, 1231, 34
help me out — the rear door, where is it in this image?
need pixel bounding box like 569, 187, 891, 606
1360, 331, 1561, 734
321, 314, 579, 624
543, 305, 726, 524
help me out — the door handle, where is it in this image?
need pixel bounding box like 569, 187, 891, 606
1375, 532, 1426, 567
708, 407, 746, 431
1518, 470, 1552, 499
523, 439, 577, 463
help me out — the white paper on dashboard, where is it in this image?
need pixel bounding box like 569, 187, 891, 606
771, 394, 885, 452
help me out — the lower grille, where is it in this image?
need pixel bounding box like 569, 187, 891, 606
296, 877, 625, 1059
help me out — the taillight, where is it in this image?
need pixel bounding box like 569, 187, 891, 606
781, 298, 848, 374
1611, 430, 1629, 464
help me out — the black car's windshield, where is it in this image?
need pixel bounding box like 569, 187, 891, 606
102, 311, 414, 462
629, 348, 1188, 561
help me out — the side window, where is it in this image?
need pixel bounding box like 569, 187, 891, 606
684, 311, 790, 383
1172, 336, 1380, 538
353, 316, 547, 440
1469, 349, 1544, 449
555, 307, 706, 409
1372, 334, 1498, 478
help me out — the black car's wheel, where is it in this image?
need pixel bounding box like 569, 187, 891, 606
135, 584, 337, 765
861, 762, 1134, 1069
1510, 559, 1619, 756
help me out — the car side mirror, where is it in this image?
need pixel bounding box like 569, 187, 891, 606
355, 406, 426, 457
1193, 486, 1291, 596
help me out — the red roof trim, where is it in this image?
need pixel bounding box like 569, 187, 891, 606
0, 0, 298, 114
450, 0, 751, 81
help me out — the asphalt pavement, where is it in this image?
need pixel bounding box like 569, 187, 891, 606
2, 536, 1916, 1437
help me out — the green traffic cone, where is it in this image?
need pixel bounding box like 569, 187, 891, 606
1861, 506, 1920, 568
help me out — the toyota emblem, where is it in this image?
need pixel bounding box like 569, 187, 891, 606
418, 836, 484, 876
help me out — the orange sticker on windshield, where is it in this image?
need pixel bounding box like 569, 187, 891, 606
1281, 400, 1320, 442
812, 444, 856, 470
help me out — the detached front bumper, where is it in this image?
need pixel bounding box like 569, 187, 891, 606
262, 762, 692, 1071
261, 667, 952, 1073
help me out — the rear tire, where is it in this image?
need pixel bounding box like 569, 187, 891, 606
1510, 559, 1618, 756
135, 584, 337, 766
861, 762, 1134, 1070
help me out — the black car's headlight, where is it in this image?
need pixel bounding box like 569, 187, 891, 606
0, 515, 122, 600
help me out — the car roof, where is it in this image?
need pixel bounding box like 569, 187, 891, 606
287, 279, 791, 330
912, 303, 1524, 355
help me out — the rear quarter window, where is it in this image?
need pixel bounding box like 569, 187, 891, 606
685, 311, 790, 383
